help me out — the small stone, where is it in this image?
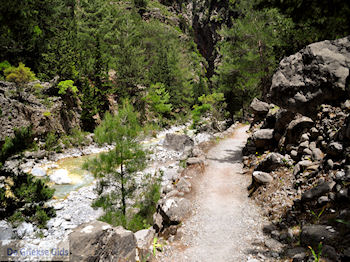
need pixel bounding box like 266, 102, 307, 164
253, 171, 273, 184
318, 196, 329, 205
300, 133, 309, 142
327, 159, 334, 169
63, 214, 71, 221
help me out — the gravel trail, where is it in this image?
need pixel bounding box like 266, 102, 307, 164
159, 125, 268, 262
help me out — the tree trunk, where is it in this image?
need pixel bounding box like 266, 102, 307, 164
120, 160, 126, 217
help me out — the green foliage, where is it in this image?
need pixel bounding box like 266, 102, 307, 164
1, 170, 55, 228
61, 128, 89, 148
98, 174, 161, 232
84, 100, 147, 226
214, 0, 294, 117
57, 80, 78, 95
191, 92, 227, 130
0, 126, 34, 164
256, 0, 350, 54
310, 206, 326, 223
143, 83, 172, 124
44, 132, 61, 152
43, 111, 52, 117
8, 211, 25, 227
308, 242, 323, 262
0, 61, 11, 72
4, 62, 36, 86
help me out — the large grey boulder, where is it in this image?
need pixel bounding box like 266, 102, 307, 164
285, 116, 314, 145
251, 129, 274, 149
301, 181, 335, 202
250, 98, 270, 121
0, 221, 13, 240
274, 109, 295, 133
16, 222, 34, 239
69, 221, 136, 262
155, 197, 192, 232
135, 228, 154, 261
269, 36, 350, 117
301, 225, 338, 248
163, 134, 194, 151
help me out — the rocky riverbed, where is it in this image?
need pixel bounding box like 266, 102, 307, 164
0, 122, 217, 260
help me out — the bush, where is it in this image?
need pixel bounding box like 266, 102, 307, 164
44, 132, 58, 151
0, 60, 11, 72
60, 128, 89, 148
57, 80, 78, 95
4, 62, 36, 86
1, 170, 55, 228
191, 92, 227, 130
0, 126, 34, 163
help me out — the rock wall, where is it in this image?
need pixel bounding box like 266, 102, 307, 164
244, 37, 350, 261
0, 80, 81, 143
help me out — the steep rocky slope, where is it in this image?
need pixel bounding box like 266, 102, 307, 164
0, 79, 81, 143
244, 36, 350, 261
158, 0, 237, 78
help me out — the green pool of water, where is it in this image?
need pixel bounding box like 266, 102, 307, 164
47, 154, 97, 199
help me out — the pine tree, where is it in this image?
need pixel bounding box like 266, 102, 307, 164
84, 101, 147, 222
214, 0, 293, 116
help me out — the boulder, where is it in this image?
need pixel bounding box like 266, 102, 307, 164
31, 167, 46, 177
301, 181, 335, 202
311, 148, 324, 161
255, 153, 285, 172
49, 169, 72, 185
285, 116, 314, 145
16, 222, 34, 239
274, 109, 295, 133
251, 129, 275, 149
69, 221, 136, 262
0, 221, 13, 240
135, 228, 154, 261
158, 197, 191, 224
163, 134, 194, 151
269, 36, 350, 117
186, 156, 205, 165
250, 98, 270, 121
293, 160, 314, 176
300, 225, 338, 248
252, 171, 273, 184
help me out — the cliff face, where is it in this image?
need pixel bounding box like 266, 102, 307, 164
159, 0, 237, 78
0, 80, 81, 143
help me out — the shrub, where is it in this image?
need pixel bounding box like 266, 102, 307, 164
61, 128, 89, 148
191, 92, 227, 130
44, 132, 57, 151
0, 126, 34, 163
57, 80, 78, 95
4, 62, 36, 86
1, 170, 55, 228
0, 60, 11, 72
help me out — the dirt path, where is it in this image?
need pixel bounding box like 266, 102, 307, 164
158, 125, 268, 262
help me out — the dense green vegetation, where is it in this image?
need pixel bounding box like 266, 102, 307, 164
2, 0, 348, 123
